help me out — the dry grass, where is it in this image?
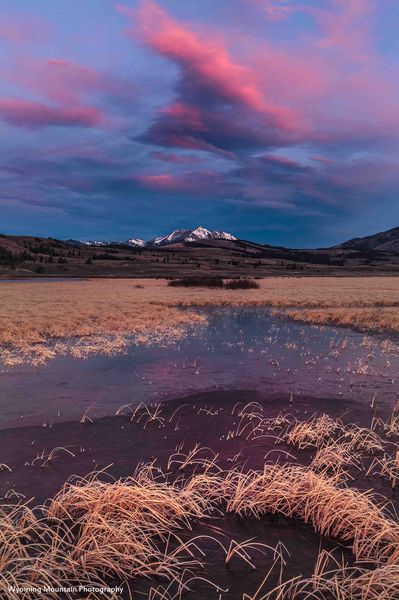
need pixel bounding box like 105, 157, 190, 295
343, 424, 386, 454
283, 307, 399, 333
283, 413, 342, 449
3, 445, 399, 598
0, 471, 206, 599
225, 464, 399, 564
0, 279, 208, 366
310, 440, 362, 479
4, 399, 399, 597
2, 276, 399, 366
250, 551, 399, 599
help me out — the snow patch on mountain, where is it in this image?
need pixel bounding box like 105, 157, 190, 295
148, 226, 237, 246
80, 240, 108, 247
126, 238, 146, 247
69, 227, 237, 248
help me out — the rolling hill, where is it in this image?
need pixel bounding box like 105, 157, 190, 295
1, 225, 399, 278
338, 226, 399, 253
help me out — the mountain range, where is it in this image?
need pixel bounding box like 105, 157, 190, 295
69, 224, 399, 252
68, 226, 237, 248
2, 224, 399, 278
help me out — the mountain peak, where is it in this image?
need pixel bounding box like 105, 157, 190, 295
126, 238, 146, 247
191, 226, 210, 235
70, 227, 237, 248
147, 227, 237, 246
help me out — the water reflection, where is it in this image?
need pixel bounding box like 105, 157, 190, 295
1, 307, 398, 429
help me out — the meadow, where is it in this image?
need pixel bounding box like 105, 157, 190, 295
1, 276, 399, 366
2, 276, 399, 599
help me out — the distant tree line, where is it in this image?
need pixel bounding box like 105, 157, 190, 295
0, 247, 32, 268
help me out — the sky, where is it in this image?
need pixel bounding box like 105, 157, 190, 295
0, 0, 398, 247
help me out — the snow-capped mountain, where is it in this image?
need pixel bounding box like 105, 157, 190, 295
126, 238, 146, 247
80, 240, 108, 247
148, 226, 237, 246
67, 227, 237, 248
67, 238, 145, 248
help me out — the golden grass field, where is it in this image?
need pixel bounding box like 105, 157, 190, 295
1, 276, 399, 365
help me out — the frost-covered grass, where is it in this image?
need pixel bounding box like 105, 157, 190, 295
2, 276, 399, 365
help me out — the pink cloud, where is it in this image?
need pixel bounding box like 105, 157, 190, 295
162, 103, 204, 130
119, 0, 295, 131
313, 0, 374, 61
0, 98, 102, 128
250, 1, 291, 21
136, 170, 226, 194
0, 13, 50, 44
310, 155, 336, 166
137, 173, 183, 191
116, 1, 311, 157
118, 0, 399, 208
36, 59, 106, 105
6, 57, 135, 108
0, 55, 137, 130
261, 154, 304, 169
128, 0, 398, 158
33, 143, 114, 166
136, 172, 213, 193
251, 0, 376, 63
151, 151, 204, 164
249, 2, 399, 147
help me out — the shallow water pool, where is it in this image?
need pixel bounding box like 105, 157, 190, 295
1, 307, 398, 429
